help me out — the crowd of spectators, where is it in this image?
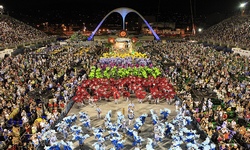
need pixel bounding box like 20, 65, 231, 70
1, 12, 250, 149
1, 40, 250, 149
0, 15, 53, 48
0, 42, 104, 149
196, 15, 250, 49
138, 40, 250, 149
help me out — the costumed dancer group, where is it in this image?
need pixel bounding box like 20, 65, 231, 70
73, 76, 177, 109
43, 76, 216, 150
39, 97, 216, 150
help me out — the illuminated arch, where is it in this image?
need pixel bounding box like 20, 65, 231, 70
87, 7, 160, 41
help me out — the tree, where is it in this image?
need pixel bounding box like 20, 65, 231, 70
70, 31, 87, 41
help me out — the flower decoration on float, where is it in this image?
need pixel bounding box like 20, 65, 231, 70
89, 66, 161, 79
99, 57, 152, 69
101, 52, 147, 59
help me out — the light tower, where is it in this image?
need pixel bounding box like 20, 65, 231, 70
240, 2, 248, 16
0, 5, 3, 15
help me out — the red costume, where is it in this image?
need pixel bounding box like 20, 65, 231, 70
73, 76, 176, 104
123, 91, 130, 98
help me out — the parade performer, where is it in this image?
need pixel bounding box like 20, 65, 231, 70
128, 101, 135, 113
150, 109, 159, 125
70, 125, 82, 135
154, 129, 163, 144
135, 90, 146, 104
89, 96, 95, 107
49, 133, 57, 146
72, 134, 90, 148
134, 118, 143, 131
117, 111, 125, 125
113, 90, 120, 104
155, 97, 159, 105
139, 114, 148, 124
126, 127, 134, 137
132, 131, 144, 146
104, 110, 112, 122
146, 138, 154, 150
121, 120, 127, 133
80, 117, 91, 129
58, 141, 74, 150
128, 110, 134, 126
175, 99, 180, 112
160, 108, 171, 120
92, 142, 106, 150
165, 122, 174, 137
109, 124, 121, 138
96, 105, 102, 119
62, 127, 68, 139
116, 139, 125, 150
123, 91, 130, 102
147, 94, 152, 104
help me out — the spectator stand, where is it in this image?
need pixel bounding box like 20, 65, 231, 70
0, 15, 57, 49
195, 15, 250, 50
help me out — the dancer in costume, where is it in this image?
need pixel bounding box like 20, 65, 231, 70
128, 110, 134, 126
96, 105, 102, 119
123, 91, 130, 102
89, 96, 95, 107
128, 101, 135, 113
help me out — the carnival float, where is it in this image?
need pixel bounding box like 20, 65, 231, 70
73, 30, 176, 105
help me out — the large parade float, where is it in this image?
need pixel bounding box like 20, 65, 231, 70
72, 30, 176, 105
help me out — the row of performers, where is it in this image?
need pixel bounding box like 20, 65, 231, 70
73, 86, 176, 103
73, 77, 176, 104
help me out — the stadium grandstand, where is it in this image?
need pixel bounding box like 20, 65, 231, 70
0, 15, 55, 49
195, 15, 250, 49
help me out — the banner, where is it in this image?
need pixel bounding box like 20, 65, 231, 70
232, 48, 250, 57
0, 48, 13, 58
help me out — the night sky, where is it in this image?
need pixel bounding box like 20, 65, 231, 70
1, 0, 242, 13
0, 0, 245, 25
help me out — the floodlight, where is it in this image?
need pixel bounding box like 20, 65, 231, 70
0, 5, 3, 9
240, 2, 247, 8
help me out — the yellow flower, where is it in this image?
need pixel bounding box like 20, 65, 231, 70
101, 52, 147, 58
